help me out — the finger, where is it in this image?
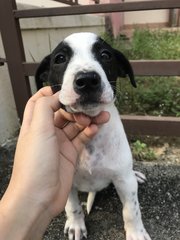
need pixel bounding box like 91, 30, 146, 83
30, 94, 61, 132
62, 122, 85, 140
23, 86, 53, 123
64, 111, 110, 139
55, 109, 91, 129
73, 113, 92, 126
54, 108, 75, 129
55, 110, 110, 141
21, 87, 54, 135
92, 111, 110, 125
29, 86, 53, 102
72, 124, 99, 154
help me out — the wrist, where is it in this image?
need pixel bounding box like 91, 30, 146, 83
0, 185, 52, 240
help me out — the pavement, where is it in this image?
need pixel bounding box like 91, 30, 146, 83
0, 139, 179, 240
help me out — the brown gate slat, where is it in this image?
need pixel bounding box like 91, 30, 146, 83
121, 115, 180, 136
14, 0, 180, 18
22, 60, 180, 76
1, 0, 180, 135
131, 60, 180, 76
0, 0, 31, 121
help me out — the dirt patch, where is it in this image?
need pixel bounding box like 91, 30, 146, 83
153, 143, 180, 164
130, 136, 180, 164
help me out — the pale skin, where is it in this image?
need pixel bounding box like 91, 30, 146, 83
0, 87, 110, 240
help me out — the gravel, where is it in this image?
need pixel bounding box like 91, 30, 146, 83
0, 138, 179, 240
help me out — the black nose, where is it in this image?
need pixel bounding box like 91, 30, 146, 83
74, 71, 101, 93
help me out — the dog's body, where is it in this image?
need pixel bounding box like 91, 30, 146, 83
36, 32, 151, 240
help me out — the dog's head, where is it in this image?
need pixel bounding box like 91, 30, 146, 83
36, 32, 136, 116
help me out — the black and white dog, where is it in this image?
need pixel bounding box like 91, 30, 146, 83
36, 32, 151, 240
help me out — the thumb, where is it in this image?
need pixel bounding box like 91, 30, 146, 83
72, 124, 98, 154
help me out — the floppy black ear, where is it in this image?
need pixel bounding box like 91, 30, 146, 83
35, 54, 51, 90
113, 49, 136, 88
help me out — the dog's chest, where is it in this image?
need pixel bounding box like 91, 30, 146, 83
73, 113, 122, 192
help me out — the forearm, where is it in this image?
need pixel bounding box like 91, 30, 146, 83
0, 185, 52, 240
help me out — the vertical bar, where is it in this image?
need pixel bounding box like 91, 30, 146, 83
0, 0, 31, 122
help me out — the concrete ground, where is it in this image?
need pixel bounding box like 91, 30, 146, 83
0, 139, 179, 240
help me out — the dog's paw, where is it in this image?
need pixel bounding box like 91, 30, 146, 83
64, 218, 87, 240
126, 228, 151, 240
134, 170, 147, 183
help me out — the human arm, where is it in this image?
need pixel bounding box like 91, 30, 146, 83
0, 87, 110, 240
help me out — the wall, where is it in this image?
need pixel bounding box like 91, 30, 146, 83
99, 0, 124, 36
16, 1, 170, 34
0, 52, 19, 144
0, 3, 105, 144
124, 0, 169, 28
21, 15, 105, 62
100, 0, 169, 35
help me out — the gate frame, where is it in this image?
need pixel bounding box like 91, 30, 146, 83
0, 0, 180, 136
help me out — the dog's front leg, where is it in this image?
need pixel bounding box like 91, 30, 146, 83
64, 187, 87, 240
113, 172, 151, 240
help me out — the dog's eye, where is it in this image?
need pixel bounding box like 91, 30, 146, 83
54, 53, 66, 64
100, 50, 112, 61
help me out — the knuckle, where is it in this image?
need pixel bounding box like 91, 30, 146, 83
74, 123, 84, 132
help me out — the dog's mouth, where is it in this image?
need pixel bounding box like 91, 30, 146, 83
64, 101, 106, 117
59, 90, 115, 116
59, 81, 114, 117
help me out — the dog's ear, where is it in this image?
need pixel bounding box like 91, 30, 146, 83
113, 49, 137, 88
35, 54, 51, 89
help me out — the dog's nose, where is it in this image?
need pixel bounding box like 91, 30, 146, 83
74, 71, 101, 93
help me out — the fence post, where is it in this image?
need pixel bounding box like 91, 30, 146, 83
0, 0, 31, 122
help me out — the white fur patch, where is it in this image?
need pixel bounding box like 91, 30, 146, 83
61, 32, 151, 240
59, 32, 114, 116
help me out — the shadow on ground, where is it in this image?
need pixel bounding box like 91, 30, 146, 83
0, 140, 179, 240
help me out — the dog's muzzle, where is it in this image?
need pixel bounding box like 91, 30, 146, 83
73, 71, 102, 105
74, 71, 101, 93
61, 71, 113, 117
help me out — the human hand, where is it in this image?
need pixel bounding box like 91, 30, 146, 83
0, 87, 110, 239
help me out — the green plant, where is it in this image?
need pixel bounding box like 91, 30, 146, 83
103, 28, 180, 60
130, 28, 180, 60
115, 76, 180, 117
102, 29, 180, 117
131, 140, 156, 161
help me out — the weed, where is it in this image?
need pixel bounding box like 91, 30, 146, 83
115, 76, 180, 116
102, 29, 180, 116
103, 28, 180, 60
130, 28, 180, 60
131, 140, 156, 161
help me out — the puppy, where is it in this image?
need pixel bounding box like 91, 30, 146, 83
36, 32, 151, 240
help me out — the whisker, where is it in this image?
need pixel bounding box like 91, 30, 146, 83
108, 84, 122, 95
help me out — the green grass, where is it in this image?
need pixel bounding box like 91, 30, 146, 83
102, 28, 180, 116
103, 28, 180, 60
116, 76, 180, 116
